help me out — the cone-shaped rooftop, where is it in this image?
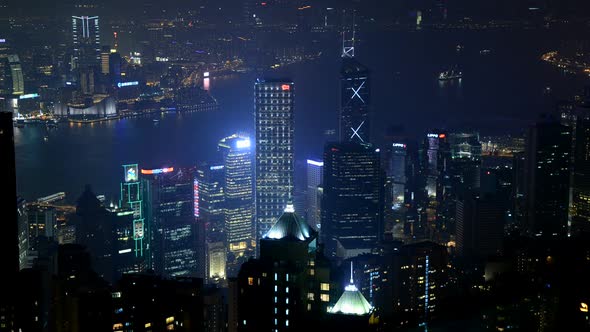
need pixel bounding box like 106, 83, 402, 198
330, 262, 373, 316
263, 203, 312, 241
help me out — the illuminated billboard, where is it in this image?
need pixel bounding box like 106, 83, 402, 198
19, 93, 39, 100
141, 167, 174, 175
117, 81, 139, 88
123, 164, 139, 182
194, 178, 200, 218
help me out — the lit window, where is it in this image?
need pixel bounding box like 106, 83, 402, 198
286, 287, 289, 293
248, 277, 254, 286
307, 303, 312, 311
307, 293, 315, 300
243, 320, 246, 326
274, 319, 277, 325
274, 296, 278, 303
320, 283, 330, 291
275, 273, 278, 281
309, 269, 315, 276
286, 320, 289, 327
286, 309, 289, 316
321, 294, 330, 302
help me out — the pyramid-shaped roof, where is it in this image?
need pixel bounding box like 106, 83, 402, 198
263, 204, 312, 241
330, 263, 373, 316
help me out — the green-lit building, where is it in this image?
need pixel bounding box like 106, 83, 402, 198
118, 164, 151, 273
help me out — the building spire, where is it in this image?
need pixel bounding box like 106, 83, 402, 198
341, 10, 356, 58
350, 261, 354, 284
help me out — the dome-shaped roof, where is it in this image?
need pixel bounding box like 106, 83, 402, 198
263, 203, 312, 241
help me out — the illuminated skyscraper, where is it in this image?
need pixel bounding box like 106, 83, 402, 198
0, 54, 24, 96
322, 142, 384, 259
142, 167, 198, 278
196, 163, 225, 281
340, 29, 370, 143
196, 163, 226, 240
219, 134, 254, 260
388, 143, 407, 210
392, 241, 448, 326
306, 159, 323, 230
100, 45, 110, 75
255, 79, 295, 246
119, 164, 150, 272
71, 15, 101, 71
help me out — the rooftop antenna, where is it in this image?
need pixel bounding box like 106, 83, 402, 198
341, 10, 356, 58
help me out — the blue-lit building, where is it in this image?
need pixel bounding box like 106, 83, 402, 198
306, 159, 323, 231
321, 142, 384, 260
340, 52, 370, 143
219, 134, 254, 275
142, 167, 198, 278
255, 79, 295, 247
196, 163, 226, 281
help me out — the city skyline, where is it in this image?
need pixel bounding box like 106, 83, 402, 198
4, 1, 590, 331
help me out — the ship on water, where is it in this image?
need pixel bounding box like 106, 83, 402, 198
438, 67, 463, 81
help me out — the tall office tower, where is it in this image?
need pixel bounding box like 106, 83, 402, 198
392, 241, 448, 327
196, 163, 226, 240
322, 142, 384, 259
0, 53, 24, 96
255, 79, 295, 245
387, 142, 408, 210
0, 111, 18, 331
340, 56, 370, 143
100, 45, 110, 75
422, 131, 451, 199
109, 52, 122, 84
306, 159, 323, 230
449, 132, 482, 191
571, 118, 590, 234
237, 203, 333, 332
196, 163, 225, 281
525, 120, 571, 237
455, 191, 504, 259
119, 164, 150, 272
5, 55, 24, 96
142, 167, 198, 278
420, 131, 452, 239
74, 185, 114, 282
219, 134, 254, 273
71, 15, 101, 71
